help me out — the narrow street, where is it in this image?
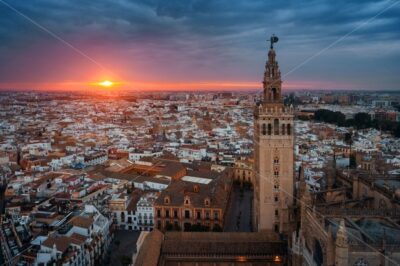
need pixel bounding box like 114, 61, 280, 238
0, 183, 7, 265
106, 230, 140, 266
223, 184, 253, 232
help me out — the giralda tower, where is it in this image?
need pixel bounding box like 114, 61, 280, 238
253, 35, 294, 234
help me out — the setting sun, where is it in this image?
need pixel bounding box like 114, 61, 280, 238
98, 80, 114, 87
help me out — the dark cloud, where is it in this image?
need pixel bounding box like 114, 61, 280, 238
0, 0, 399, 89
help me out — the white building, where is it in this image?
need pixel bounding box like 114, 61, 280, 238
133, 175, 170, 191
136, 193, 157, 231
34, 205, 111, 266
110, 192, 157, 231
84, 152, 107, 166
128, 149, 162, 162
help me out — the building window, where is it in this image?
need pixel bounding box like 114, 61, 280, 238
272, 88, 278, 100
274, 224, 279, 232
275, 209, 279, 216
274, 196, 278, 202
262, 123, 267, 135
164, 196, 170, 204
184, 196, 190, 205
268, 124, 272, 135
205, 211, 210, 220
204, 198, 210, 207
281, 124, 286, 135
197, 211, 201, 219
184, 210, 190, 219
214, 211, 219, 220
287, 124, 291, 135
166, 210, 170, 218
157, 209, 161, 218
193, 185, 199, 193
274, 171, 279, 176
174, 210, 178, 218
274, 157, 279, 164
274, 119, 279, 135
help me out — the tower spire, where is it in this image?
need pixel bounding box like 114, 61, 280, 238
263, 35, 282, 103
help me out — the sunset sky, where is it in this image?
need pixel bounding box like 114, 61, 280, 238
0, 0, 400, 91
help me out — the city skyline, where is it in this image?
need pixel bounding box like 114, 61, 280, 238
1, 0, 400, 91
1, 2, 400, 265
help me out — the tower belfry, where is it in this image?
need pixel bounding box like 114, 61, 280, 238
253, 35, 294, 234
263, 35, 282, 103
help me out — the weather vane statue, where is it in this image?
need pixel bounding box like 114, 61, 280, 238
269, 34, 279, 49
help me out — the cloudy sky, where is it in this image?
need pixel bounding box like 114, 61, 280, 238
0, 0, 399, 91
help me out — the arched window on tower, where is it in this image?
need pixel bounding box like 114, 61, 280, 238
274, 119, 279, 135
271, 88, 277, 101
287, 124, 291, 135
268, 124, 272, 135
262, 124, 267, 135
281, 124, 285, 135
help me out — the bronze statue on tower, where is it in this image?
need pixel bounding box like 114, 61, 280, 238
269, 34, 279, 49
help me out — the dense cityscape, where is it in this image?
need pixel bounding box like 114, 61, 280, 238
1, 0, 400, 265
1, 85, 400, 265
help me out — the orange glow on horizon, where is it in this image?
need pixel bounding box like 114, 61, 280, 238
0, 79, 354, 91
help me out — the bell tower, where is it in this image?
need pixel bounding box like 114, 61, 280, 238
263, 36, 282, 102
253, 35, 294, 234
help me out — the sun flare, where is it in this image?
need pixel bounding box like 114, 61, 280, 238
98, 80, 114, 87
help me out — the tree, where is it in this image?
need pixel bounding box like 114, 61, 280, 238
349, 154, 356, 168
173, 223, 181, 231
353, 113, 371, 129
190, 224, 209, 232
313, 109, 400, 137
344, 131, 355, 168
314, 109, 345, 125
212, 224, 223, 232
344, 132, 353, 145
239, 187, 244, 198
233, 179, 241, 186
165, 223, 173, 231
120, 255, 132, 266
395, 123, 400, 138
243, 180, 253, 189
